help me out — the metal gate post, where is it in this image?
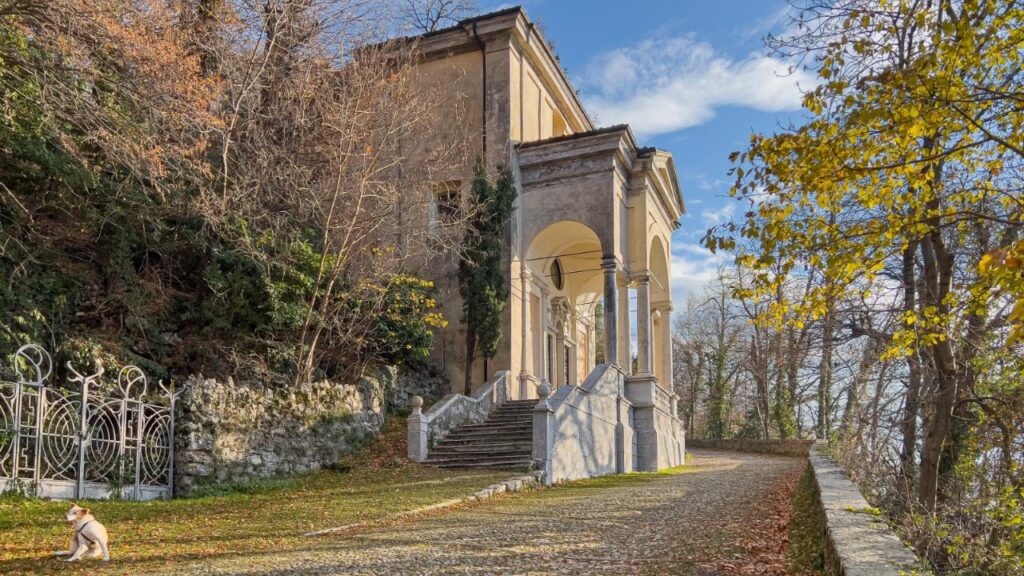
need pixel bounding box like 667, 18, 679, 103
33, 386, 45, 488
134, 400, 144, 500
76, 375, 88, 500
10, 378, 22, 489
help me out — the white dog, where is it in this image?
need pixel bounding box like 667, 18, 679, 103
54, 503, 110, 562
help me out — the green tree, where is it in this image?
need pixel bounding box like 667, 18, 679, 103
458, 160, 516, 395
709, 0, 1023, 513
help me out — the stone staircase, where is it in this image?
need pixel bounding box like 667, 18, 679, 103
421, 400, 536, 470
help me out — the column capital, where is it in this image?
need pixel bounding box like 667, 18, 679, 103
600, 255, 618, 271
653, 300, 674, 313
632, 273, 651, 285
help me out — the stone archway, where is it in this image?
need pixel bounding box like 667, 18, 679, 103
519, 220, 605, 395
648, 236, 672, 385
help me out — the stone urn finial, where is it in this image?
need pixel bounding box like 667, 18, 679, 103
537, 381, 551, 400
410, 395, 424, 415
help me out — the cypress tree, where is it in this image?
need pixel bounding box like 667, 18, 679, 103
458, 159, 517, 394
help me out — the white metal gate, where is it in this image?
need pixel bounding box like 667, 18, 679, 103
0, 344, 183, 500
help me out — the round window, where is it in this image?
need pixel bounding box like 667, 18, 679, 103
550, 258, 565, 290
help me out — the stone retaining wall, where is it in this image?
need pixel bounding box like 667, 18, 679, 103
388, 366, 447, 412
687, 438, 813, 456
807, 442, 930, 575
175, 372, 390, 495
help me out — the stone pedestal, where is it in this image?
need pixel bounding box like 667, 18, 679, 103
624, 375, 659, 472
407, 396, 429, 463
531, 382, 554, 481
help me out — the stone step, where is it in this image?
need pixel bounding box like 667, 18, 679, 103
420, 400, 538, 471
456, 420, 532, 428
443, 429, 532, 439
483, 417, 533, 425
441, 438, 532, 448
433, 438, 532, 449
431, 446, 532, 457
423, 458, 533, 470
450, 428, 536, 436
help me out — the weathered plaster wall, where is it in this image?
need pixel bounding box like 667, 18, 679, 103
175, 373, 390, 494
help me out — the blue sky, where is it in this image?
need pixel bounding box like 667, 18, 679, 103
491, 1, 815, 307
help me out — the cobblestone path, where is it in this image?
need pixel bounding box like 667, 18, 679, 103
163, 450, 805, 575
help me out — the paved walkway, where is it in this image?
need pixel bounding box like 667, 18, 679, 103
162, 450, 805, 575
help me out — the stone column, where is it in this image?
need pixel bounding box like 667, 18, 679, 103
519, 268, 532, 399
655, 301, 674, 386
602, 257, 618, 366
617, 275, 630, 368
635, 274, 652, 376
539, 287, 549, 383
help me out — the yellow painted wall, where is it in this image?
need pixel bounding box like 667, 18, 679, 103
511, 43, 574, 143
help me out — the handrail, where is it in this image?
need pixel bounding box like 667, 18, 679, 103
542, 363, 614, 413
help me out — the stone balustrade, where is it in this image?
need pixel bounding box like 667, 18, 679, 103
407, 371, 510, 462
532, 364, 634, 484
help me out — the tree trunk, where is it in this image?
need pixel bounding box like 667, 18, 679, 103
817, 303, 834, 440
900, 245, 922, 484
918, 227, 957, 512
464, 329, 476, 396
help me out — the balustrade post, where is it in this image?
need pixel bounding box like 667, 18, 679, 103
407, 396, 429, 463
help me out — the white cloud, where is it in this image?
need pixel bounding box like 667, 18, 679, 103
581, 35, 816, 137
700, 202, 735, 225
669, 237, 729, 306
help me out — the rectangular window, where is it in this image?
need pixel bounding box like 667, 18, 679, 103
431, 180, 461, 228
563, 345, 571, 386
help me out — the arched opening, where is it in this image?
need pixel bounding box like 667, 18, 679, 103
648, 237, 672, 386
521, 221, 604, 393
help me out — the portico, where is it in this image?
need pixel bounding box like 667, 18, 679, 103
407, 6, 687, 478
510, 127, 683, 405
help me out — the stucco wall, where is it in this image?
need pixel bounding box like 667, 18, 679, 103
534, 364, 631, 483
654, 401, 685, 469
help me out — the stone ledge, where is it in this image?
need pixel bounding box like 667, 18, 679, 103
809, 442, 930, 576
303, 472, 541, 537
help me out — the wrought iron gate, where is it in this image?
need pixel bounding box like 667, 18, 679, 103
0, 344, 183, 500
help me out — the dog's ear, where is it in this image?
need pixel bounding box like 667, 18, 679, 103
83, 508, 90, 515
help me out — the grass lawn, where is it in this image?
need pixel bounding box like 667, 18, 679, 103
0, 419, 512, 575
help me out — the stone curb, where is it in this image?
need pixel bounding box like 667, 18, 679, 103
303, 472, 541, 537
